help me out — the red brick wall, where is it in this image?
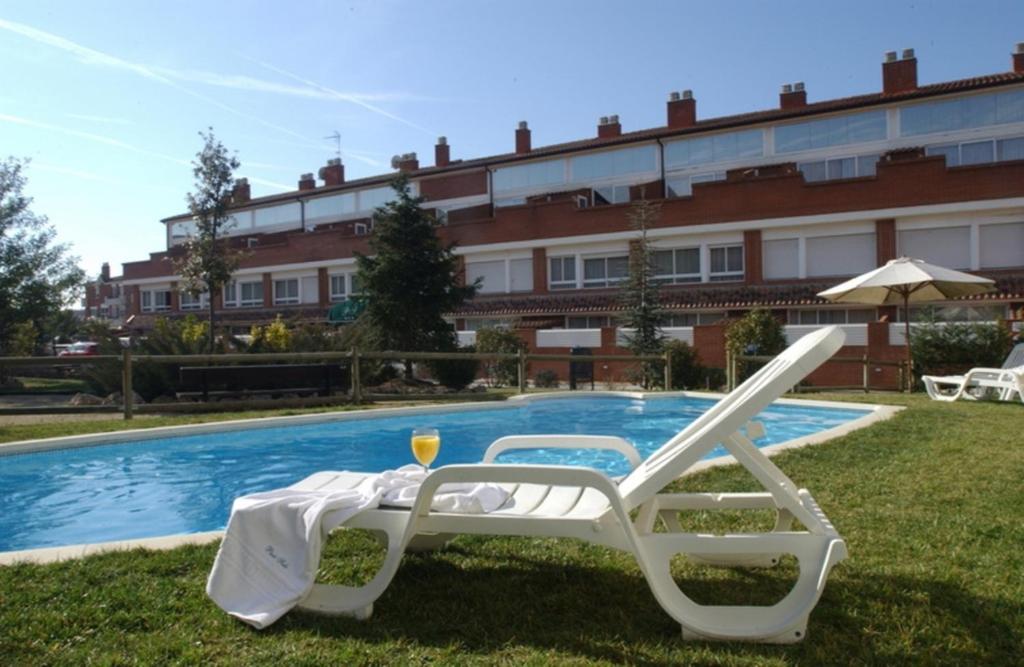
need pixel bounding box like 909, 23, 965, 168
743, 230, 763, 285
418, 169, 488, 201
876, 218, 897, 264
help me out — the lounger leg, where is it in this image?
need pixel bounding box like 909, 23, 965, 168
406, 532, 455, 553
633, 533, 847, 643
296, 523, 408, 620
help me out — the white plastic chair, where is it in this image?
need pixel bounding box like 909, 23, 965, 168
922, 343, 1024, 403
290, 326, 848, 643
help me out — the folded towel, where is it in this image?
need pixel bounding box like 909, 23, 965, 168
207, 466, 511, 629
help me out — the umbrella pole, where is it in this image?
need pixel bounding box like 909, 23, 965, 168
903, 291, 912, 393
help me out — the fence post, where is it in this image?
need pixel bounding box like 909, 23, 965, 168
122, 348, 134, 421
725, 350, 734, 392
898, 363, 905, 394
862, 354, 869, 393
351, 348, 362, 403
663, 349, 672, 391
517, 349, 526, 394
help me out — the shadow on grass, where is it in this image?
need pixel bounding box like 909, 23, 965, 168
270, 545, 1022, 665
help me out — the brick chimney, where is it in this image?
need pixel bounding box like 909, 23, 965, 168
667, 90, 696, 128
231, 178, 251, 204
882, 49, 918, 95
779, 82, 806, 109
515, 121, 531, 154
392, 152, 419, 172
435, 136, 450, 167
318, 158, 344, 186
1014, 42, 1024, 74
597, 114, 621, 138
298, 173, 316, 191
101, 262, 110, 282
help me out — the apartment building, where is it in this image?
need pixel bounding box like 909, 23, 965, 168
85, 45, 1024, 381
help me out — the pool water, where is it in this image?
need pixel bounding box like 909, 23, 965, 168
0, 396, 870, 552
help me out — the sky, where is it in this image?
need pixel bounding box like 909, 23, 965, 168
1, 1, 1022, 278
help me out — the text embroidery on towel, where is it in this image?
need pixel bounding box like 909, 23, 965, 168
265, 545, 289, 569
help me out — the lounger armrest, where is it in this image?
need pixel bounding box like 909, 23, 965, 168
411, 464, 623, 517
483, 435, 643, 469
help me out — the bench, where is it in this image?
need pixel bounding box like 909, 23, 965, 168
178, 364, 349, 401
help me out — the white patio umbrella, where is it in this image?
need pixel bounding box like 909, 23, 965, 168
817, 256, 995, 390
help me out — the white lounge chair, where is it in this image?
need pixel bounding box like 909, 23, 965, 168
922, 343, 1024, 403
289, 326, 848, 643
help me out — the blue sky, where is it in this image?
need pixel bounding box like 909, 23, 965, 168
1, 1, 1021, 278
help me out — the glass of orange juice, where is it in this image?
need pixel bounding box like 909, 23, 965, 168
411, 427, 441, 473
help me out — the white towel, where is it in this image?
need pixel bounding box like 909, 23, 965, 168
206, 465, 511, 629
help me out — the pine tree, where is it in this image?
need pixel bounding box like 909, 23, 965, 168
355, 175, 478, 377
174, 129, 241, 353
618, 195, 666, 388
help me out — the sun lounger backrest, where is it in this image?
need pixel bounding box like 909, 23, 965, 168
618, 326, 845, 510
1002, 343, 1024, 370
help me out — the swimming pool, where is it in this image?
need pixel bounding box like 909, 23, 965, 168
0, 394, 877, 553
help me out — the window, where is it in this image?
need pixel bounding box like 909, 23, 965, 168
179, 291, 207, 311
927, 137, 1024, 167
653, 247, 701, 283
592, 184, 631, 205
305, 193, 357, 222
464, 318, 513, 331
666, 172, 725, 197
494, 196, 527, 208
582, 255, 629, 287
253, 203, 301, 229
708, 244, 743, 281
566, 315, 609, 329
357, 186, 394, 212
467, 260, 506, 294
666, 312, 725, 326
330, 274, 348, 302
169, 220, 197, 243
569, 145, 657, 182
998, 136, 1024, 161
224, 280, 264, 308
798, 154, 879, 182
979, 222, 1024, 268
273, 278, 300, 305
549, 256, 576, 289
509, 258, 533, 292
775, 110, 887, 153
300, 276, 318, 304
788, 309, 875, 324
141, 289, 171, 313
664, 129, 763, 169
805, 233, 876, 277
899, 305, 1007, 322
898, 226, 971, 269
900, 89, 1024, 136
492, 159, 566, 192
762, 239, 799, 280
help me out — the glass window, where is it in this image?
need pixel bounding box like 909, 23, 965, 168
223, 282, 237, 307
306, 193, 357, 221
467, 260, 506, 294
857, 154, 880, 176
665, 172, 725, 197
763, 239, 799, 280
238, 280, 263, 307
569, 145, 657, 182
799, 161, 827, 182
806, 233, 876, 278
664, 129, 763, 168
549, 256, 576, 289
653, 247, 701, 283
898, 226, 971, 269
582, 255, 629, 287
358, 186, 394, 212
901, 89, 1024, 136
180, 291, 207, 311
960, 140, 995, 165
593, 184, 631, 205
827, 157, 856, 180
330, 274, 347, 302
979, 222, 1024, 269
509, 258, 533, 292
273, 278, 299, 305
141, 290, 171, 312
709, 244, 744, 281
253, 203, 301, 229
775, 110, 887, 153
997, 136, 1024, 161
493, 159, 566, 192
566, 316, 609, 329
926, 144, 960, 167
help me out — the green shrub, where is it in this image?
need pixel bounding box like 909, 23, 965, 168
534, 369, 559, 388
475, 327, 526, 387
725, 309, 786, 382
909, 312, 1013, 382
427, 345, 480, 390
665, 340, 704, 389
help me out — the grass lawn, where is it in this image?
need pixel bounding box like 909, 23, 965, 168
1, 393, 1022, 665
0, 376, 89, 395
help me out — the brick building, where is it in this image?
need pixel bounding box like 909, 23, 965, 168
85, 46, 1024, 386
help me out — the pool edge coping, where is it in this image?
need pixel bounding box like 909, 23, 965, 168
0, 392, 901, 565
